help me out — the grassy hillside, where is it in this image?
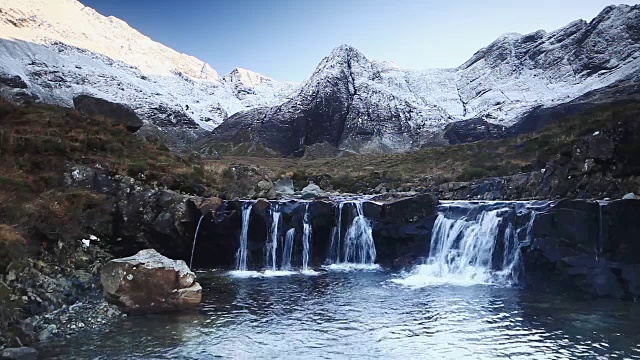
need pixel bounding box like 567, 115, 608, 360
196, 102, 640, 194
0, 98, 224, 344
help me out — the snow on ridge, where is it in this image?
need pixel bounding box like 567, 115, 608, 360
0, 0, 299, 130
0, 0, 218, 80
0, 0, 638, 144
301, 4, 640, 128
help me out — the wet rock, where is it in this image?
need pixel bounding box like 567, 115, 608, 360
100, 249, 202, 315
73, 95, 144, 133
622, 192, 637, 200
188, 197, 224, 217
524, 199, 640, 300
65, 164, 202, 260
373, 194, 439, 267
0, 347, 38, 360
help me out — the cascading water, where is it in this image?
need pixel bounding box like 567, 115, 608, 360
301, 203, 312, 272
189, 215, 205, 269
343, 201, 376, 264
394, 201, 551, 288
281, 228, 295, 271
236, 201, 254, 271
266, 203, 282, 271
325, 200, 378, 271
327, 202, 344, 264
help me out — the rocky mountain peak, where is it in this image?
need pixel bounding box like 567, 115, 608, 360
206, 5, 640, 156
222, 67, 272, 87
327, 44, 365, 58
312, 44, 371, 76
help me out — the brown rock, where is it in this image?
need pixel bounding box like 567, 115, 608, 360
100, 249, 201, 315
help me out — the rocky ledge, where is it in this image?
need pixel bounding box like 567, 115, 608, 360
523, 199, 640, 300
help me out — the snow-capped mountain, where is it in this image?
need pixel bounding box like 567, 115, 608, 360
0, 0, 297, 133
1, 1, 639, 155
207, 4, 640, 155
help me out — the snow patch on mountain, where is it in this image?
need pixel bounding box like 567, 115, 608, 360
1, 1, 639, 154
0, 0, 298, 130
208, 4, 640, 154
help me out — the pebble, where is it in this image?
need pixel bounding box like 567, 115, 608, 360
0, 347, 38, 360
28, 301, 124, 343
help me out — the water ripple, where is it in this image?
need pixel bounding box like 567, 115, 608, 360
38, 270, 640, 360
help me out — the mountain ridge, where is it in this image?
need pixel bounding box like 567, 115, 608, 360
205, 4, 640, 155
0, 1, 639, 154
0, 0, 298, 139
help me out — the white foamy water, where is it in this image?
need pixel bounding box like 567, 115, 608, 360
394, 201, 550, 288
323, 263, 382, 272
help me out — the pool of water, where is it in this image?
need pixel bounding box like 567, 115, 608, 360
40, 269, 640, 359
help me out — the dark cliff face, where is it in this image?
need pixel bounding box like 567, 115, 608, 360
523, 199, 640, 300
206, 45, 447, 156
209, 46, 371, 156
203, 5, 640, 156
188, 194, 439, 269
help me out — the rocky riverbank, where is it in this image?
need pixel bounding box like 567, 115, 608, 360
1, 97, 640, 353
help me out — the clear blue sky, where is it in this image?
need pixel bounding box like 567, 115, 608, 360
80, 0, 634, 82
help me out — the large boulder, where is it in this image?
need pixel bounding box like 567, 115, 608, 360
73, 95, 144, 132
100, 249, 202, 315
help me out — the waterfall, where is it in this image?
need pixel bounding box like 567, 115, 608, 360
266, 203, 282, 271
282, 228, 295, 271
597, 200, 607, 259
301, 203, 312, 272
327, 202, 344, 264
394, 201, 551, 288
342, 201, 376, 264
236, 201, 254, 271
189, 215, 205, 269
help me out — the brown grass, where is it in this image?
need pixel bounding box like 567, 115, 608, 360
0, 225, 26, 244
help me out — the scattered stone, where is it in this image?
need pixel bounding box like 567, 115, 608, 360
254, 179, 276, 199
374, 183, 388, 194
257, 179, 272, 191
0, 347, 38, 360
100, 249, 202, 315
302, 182, 322, 193
623, 193, 638, 200
273, 178, 294, 195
